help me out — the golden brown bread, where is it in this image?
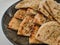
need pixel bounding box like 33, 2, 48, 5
38, 0, 53, 20
36, 21, 60, 45
47, 0, 60, 23
29, 24, 42, 44
18, 16, 34, 36
14, 9, 26, 20
8, 17, 21, 30
15, 0, 40, 9
33, 13, 46, 25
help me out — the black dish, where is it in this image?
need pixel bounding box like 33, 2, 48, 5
1, 0, 60, 45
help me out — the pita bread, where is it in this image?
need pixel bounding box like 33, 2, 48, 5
47, 0, 60, 23
14, 9, 26, 20
29, 25, 41, 44
33, 13, 46, 25
38, 0, 53, 21
36, 21, 60, 41
8, 17, 21, 30
18, 16, 34, 36
26, 8, 37, 15
43, 1, 53, 16
36, 21, 60, 45
15, 0, 40, 9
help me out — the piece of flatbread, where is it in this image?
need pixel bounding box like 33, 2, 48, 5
18, 16, 34, 36
47, 0, 60, 23
14, 9, 26, 20
33, 13, 46, 25
36, 21, 60, 41
26, 8, 37, 15
36, 21, 60, 45
43, 1, 53, 16
8, 17, 21, 30
15, 0, 40, 10
29, 24, 41, 44
38, 0, 53, 20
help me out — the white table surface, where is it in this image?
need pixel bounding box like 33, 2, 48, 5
0, 0, 19, 45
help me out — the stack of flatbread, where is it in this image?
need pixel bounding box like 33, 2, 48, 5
8, 0, 60, 45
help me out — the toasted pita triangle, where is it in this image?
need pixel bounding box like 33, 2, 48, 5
34, 13, 46, 25
15, 0, 40, 10
36, 21, 60, 45
17, 16, 34, 36
38, 0, 53, 20
29, 25, 42, 44
8, 17, 21, 30
14, 9, 26, 20
43, 1, 53, 16
47, 0, 60, 23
